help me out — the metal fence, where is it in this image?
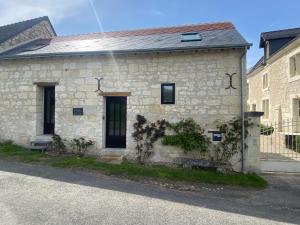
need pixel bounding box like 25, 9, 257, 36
260, 119, 300, 161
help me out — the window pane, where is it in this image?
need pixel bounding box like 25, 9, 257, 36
161, 84, 175, 104
299, 100, 300, 116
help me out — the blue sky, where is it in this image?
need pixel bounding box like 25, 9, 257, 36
1, 0, 300, 68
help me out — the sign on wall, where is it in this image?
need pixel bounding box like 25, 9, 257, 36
73, 108, 83, 116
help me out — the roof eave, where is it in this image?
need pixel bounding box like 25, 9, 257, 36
0, 43, 252, 60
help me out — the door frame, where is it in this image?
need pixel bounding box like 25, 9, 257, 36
105, 96, 127, 148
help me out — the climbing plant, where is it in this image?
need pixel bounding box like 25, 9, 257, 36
214, 117, 253, 163
132, 115, 167, 164
162, 118, 211, 159
52, 134, 66, 154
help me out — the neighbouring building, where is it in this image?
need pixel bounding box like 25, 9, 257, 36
247, 27, 300, 132
0, 17, 251, 162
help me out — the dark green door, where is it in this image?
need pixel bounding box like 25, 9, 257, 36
44, 86, 55, 134
106, 97, 127, 148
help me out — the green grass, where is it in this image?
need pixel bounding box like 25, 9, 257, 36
0, 142, 267, 188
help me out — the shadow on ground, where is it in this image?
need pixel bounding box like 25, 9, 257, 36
0, 159, 299, 224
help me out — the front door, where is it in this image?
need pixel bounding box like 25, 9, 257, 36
44, 86, 55, 134
106, 97, 127, 148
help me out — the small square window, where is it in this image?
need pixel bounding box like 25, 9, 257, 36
161, 83, 175, 104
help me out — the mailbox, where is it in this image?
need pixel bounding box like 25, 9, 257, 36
208, 130, 222, 142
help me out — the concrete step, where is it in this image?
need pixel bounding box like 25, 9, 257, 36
32, 135, 53, 142
98, 155, 124, 164
101, 149, 126, 156
26, 145, 48, 152
31, 140, 52, 146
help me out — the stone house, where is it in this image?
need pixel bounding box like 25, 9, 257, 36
0, 16, 250, 162
247, 27, 300, 132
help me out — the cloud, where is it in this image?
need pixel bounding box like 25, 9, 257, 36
0, 0, 87, 26
150, 9, 165, 16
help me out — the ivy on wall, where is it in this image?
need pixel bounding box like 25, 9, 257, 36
132, 115, 167, 164
132, 115, 253, 167
162, 118, 211, 159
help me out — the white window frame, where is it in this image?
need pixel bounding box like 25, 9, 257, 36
289, 52, 300, 82
262, 73, 269, 90
262, 99, 270, 119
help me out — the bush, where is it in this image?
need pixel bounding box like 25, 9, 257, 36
132, 115, 167, 164
0, 140, 13, 145
70, 137, 95, 157
292, 135, 300, 153
162, 118, 211, 159
260, 124, 274, 135
52, 134, 66, 154
214, 117, 253, 163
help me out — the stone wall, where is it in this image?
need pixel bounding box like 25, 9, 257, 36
247, 43, 300, 126
0, 49, 244, 161
0, 21, 55, 52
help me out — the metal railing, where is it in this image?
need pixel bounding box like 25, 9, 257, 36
260, 119, 300, 161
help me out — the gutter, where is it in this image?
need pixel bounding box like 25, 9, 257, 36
240, 47, 247, 173
0, 43, 252, 60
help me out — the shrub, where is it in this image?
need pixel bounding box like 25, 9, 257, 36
70, 137, 95, 157
162, 118, 211, 159
292, 135, 300, 153
260, 124, 274, 135
52, 134, 66, 154
0, 140, 13, 145
214, 117, 253, 163
132, 115, 167, 164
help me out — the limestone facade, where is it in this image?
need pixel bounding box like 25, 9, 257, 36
0, 49, 245, 160
247, 38, 300, 131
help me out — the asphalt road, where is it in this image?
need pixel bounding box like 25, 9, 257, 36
0, 160, 299, 225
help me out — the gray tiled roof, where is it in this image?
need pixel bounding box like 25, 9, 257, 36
259, 27, 300, 47
0, 22, 250, 59
0, 16, 55, 44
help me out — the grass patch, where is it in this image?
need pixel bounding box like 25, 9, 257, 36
0, 142, 267, 188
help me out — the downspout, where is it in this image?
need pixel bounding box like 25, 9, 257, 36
240, 47, 247, 173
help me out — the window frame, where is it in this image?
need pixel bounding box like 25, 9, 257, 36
298, 100, 300, 117
181, 32, 202, 42
262, 73, 269, 90
289, 53, 300, 80
161, 83, 175, 104
262, 99, 270, 119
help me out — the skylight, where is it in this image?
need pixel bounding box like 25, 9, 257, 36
181, 32, 202, 42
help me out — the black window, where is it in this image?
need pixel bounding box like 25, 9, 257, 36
161, 83, 175, 104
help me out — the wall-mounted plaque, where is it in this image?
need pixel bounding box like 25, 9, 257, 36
73, 108, 83, 116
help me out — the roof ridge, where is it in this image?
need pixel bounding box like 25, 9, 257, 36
261, 26, 300, 35
0, 16, 48, 29
55, 21, 234, 39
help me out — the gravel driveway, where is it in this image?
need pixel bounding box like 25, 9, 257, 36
0, 159, 299, 225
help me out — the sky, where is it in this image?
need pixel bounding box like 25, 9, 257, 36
0, 0, 300, 68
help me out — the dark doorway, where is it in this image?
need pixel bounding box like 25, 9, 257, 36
106, 97, 127, 148
44, 86, 55, 134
